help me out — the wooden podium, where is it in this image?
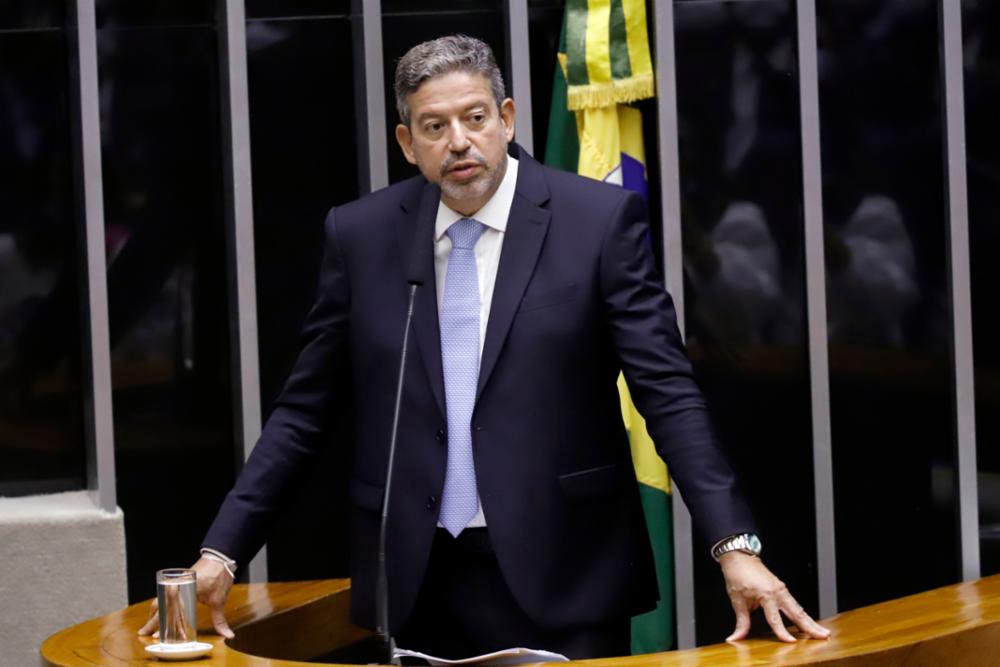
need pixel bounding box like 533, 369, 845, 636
42, 574, 1000, 666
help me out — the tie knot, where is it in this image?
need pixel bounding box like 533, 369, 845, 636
447, 218, 486, 249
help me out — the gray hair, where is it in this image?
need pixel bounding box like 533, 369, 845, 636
394, 35, 506, 127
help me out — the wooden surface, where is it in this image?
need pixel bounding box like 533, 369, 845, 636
41, 579, 371, 667
42, 574, 1000, 666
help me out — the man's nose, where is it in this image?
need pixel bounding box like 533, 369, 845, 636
446, 121, 471, 152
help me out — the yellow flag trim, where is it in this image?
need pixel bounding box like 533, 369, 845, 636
619, 374, 671, 494
567, 0, 655, 111
567, 75, 655, 112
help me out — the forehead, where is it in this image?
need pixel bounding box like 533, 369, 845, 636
408, 70, 495, 119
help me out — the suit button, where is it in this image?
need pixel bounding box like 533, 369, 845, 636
435, 429, 446, 443
426, 495, 438, 509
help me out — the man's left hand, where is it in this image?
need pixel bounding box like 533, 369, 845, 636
719, 552, 831, 643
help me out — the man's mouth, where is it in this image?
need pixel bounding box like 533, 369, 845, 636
446, 161, 483, 181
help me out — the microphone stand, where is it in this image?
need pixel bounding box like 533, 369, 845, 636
376, 183, 437, 666
375, 282, 418, 666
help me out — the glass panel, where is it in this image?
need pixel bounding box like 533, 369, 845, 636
816, 0, 958, 610
0, 3, 65, 29
245, 14, 360, 581
96, 0, 213, 28
672, 0, 818, 644
527, 0, 565, 156
0, 16, 86, 496
964, 0, 1000, 576
382, 0, 502, 13
97, 7, 236, 602
245, 0, 351, 20
382, 4, 509, 184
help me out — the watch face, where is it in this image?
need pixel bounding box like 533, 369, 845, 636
747, 534, 762, 554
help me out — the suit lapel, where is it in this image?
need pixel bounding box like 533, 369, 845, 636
477, 151, 551, 402
396, 180, 446, 418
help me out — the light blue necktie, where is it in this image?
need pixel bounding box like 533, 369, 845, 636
439, 217, 487, 536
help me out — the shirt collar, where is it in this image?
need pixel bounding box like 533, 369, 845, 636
435, 155, 519, 241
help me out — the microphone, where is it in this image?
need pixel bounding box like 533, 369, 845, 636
376, 183, 439, 665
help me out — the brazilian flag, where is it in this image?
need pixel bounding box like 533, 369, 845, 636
543, 1, 674, 654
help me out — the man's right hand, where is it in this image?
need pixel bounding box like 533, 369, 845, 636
138, 557, 236, 639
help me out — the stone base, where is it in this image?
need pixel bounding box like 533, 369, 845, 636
0, 491, 126, 665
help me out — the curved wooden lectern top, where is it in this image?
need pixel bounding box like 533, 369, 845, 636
42, 574, 1000, 666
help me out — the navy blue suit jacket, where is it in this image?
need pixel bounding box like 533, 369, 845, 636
203, 145, 755, 633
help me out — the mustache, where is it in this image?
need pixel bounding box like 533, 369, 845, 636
440, 151, 487, 177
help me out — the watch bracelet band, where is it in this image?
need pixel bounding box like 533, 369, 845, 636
711, 533, 761, 562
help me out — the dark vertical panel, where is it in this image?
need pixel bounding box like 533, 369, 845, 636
672, 0, 818, 644
381, 1, 509, 184
245, 0, 351, 19
527, 0, 564, 163
964, 0, 1000, 577
95, 1, 214, 26
96, 1, 236, 601
816, 0, 958, 609
245, 11, 361, 581
0, 12, 86, 495
0, 4, 65, 28
381, 0, 501, 12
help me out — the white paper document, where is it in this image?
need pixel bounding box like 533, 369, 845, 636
393, 646, 569, 666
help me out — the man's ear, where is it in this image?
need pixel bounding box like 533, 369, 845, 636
395, 124, 417, 165
499, 98, 516, 142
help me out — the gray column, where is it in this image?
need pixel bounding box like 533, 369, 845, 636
219, 0, 267, 583
652, 0, 696, 649
795, 0, 837, 616
507, 0, 534, 154
940, 0, 980, 582
360, 0, 389, 192
70, 0, 117, 514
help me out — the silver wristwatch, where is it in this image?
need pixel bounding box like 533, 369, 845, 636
711, 533, 762, 562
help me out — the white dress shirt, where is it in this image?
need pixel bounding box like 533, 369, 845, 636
433, 155, 519, 528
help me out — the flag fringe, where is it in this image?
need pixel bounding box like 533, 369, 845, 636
566, 73, 655, 111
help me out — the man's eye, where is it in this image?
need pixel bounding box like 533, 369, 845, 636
426, 123, 443, 133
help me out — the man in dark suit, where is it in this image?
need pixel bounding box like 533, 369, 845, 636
141, 35, 829, 657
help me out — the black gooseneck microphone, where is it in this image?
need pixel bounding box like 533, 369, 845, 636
376, 184, 440, 665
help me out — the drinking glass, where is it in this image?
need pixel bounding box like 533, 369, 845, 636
156, 568, 197, 644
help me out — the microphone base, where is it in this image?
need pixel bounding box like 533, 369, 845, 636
377, 631, 400, 666
311, 632, 399, 665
